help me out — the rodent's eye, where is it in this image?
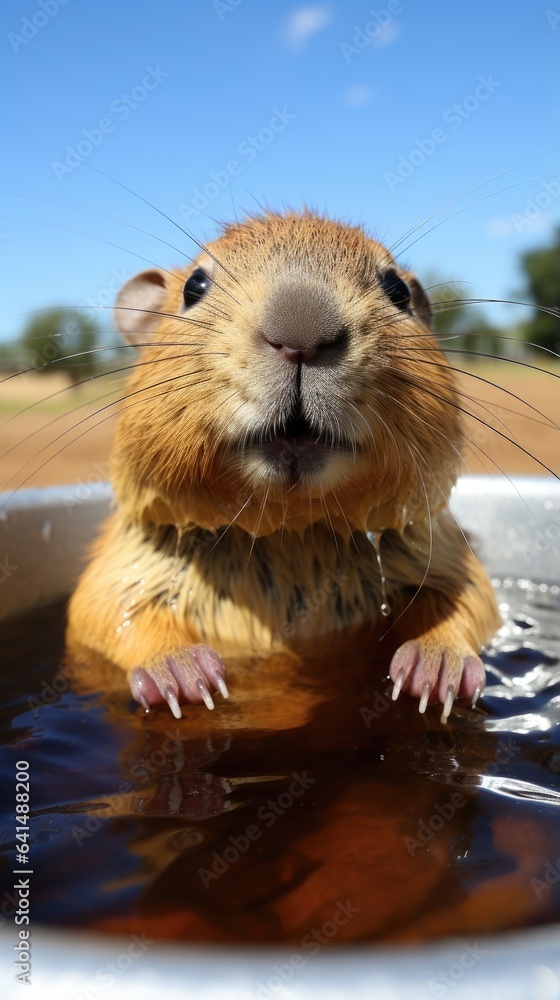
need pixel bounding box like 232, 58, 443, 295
381, 269, 411, 312
183, 268, 211, 309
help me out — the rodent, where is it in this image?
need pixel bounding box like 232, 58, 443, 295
66, 210, 502, 723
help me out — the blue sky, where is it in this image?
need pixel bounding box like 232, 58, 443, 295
1, 0, 559, 340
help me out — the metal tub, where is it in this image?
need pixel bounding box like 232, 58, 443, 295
1, 476, 559, 999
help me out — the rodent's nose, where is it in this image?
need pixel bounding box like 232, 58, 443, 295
267, 342, 324, 364
262, 274, 348, 365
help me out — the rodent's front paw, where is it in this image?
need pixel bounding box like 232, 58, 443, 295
129, 644, 229, 719
389, 635, 485, 724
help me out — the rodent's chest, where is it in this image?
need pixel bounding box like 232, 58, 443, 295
145, 523, 387, 653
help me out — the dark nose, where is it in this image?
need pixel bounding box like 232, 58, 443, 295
262, 274, 348, 364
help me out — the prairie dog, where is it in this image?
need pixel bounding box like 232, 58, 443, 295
67, 211, 501, 723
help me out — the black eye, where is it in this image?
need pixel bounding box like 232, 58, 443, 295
381, 269, 411, 311
183, 268, 211, 309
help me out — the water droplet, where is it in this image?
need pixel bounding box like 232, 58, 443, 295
41, 519, 52, 542
368, 530, 391, 618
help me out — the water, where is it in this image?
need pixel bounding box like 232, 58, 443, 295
367, 530, 392, 617
1, 579, 560, 945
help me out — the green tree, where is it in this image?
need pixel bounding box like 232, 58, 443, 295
519, 228, 560, 354
21, 309, 100, 383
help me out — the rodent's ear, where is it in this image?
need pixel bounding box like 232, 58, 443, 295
114, 269, 169, 345
401, 270, 432, 328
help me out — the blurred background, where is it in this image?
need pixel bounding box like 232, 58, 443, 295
0, 0, 558, 489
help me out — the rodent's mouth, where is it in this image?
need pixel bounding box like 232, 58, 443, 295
239, 410, 357, 484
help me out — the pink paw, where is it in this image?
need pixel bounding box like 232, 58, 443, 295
389, 638, 486, 724
129, 644, 229, 719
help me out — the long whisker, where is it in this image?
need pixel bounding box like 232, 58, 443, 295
394, 174, 560, 261
0, 215, 240, 314
206, 494, 255, 556
0, 329, 220, 390
244, 487, 269, 571
429, 296, 560, 323
378, 373, 560, 574
0, 187, 224, 268
387, 146, 559, 254
382, 451, 434, 637
395, 354, 560, 434
0, 349, 228, 461
0, 368, 214, 501
390, 368, 559, 478
85, 164, 249, 301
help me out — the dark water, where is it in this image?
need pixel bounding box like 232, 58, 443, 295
1, 579, 560, 945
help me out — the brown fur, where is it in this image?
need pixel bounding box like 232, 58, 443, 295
67, 211, 501, 714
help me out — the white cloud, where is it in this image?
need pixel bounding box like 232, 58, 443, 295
486, 213, 554, 239
373, 19, 400, 46
284, 4, 334, 52
345, 83, 374, 107
485, 217, 514, 239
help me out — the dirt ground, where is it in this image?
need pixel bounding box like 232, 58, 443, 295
0, 364, 558, 492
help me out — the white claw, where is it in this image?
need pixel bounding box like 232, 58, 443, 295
441, 685, 455, 725
166, 690, 182, 719
197, 680, 215, 711
419, 682, 431, 715
471, 685, 482, 709
214, 675, 229, 699
391, 669, 405, 702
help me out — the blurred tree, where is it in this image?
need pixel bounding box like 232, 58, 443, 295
425, 276, 503, 360
21, 309, 100, 384
518, 228, 560, 354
